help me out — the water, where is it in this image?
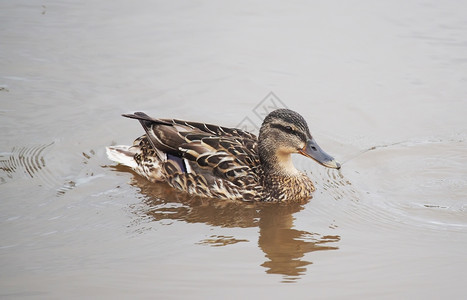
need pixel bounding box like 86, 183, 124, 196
1, 1, 467, 298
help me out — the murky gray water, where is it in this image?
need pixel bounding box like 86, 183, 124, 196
1, 1, 466, 298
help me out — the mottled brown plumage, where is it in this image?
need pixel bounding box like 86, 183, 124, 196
106, 109, 340, 202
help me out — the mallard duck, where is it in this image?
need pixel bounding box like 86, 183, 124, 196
106, 108, 340, 202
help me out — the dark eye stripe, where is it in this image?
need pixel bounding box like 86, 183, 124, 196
270, 123, 306, 141
270, 123, 293, 133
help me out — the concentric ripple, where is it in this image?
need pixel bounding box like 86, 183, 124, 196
319, 138, 467, 233
0, 143, 57, 187
0, 144, 102, 198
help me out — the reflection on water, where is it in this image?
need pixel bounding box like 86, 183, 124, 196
258, 204, 340, 282
197, 235, 249, 247
120, 166, 340, 282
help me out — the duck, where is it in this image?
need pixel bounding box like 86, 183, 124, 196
106, 108, 340, 202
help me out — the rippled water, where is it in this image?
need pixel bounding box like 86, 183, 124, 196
1, 1, 467, 298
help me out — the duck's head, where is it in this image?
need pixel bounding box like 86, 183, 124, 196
258, 108, 340, 175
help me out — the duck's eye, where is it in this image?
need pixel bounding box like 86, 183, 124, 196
285, 126, 294, 133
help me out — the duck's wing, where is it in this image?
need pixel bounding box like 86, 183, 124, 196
123, 112, 260, 185
181, 134, 260, 186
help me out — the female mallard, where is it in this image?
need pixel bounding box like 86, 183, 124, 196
106, 109, 340, 202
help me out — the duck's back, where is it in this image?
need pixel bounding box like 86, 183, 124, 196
107, 112, 263, 201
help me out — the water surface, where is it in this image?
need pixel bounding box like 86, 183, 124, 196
1, 1, 466, 298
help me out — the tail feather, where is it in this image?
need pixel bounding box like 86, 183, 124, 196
122, 112, 172, 126
123, 112, 183, 156
106, 145, 138, 169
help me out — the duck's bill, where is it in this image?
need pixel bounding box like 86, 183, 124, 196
299, 138, 341, 169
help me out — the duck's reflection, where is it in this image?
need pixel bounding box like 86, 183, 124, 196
257, 204, 340, 281
126, 171, 340, 281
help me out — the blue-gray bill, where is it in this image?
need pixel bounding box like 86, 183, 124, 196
299, 138, 341, 169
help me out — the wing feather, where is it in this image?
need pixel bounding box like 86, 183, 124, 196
124, 113, 260, 188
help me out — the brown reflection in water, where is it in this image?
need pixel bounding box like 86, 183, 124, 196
120, 167, 340, 281
258, 204, 340, 282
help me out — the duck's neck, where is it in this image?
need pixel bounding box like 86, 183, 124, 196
260, 162, 315, 202
258, 132, 299, 177
260, 150, 300, 177
258, 142, 315, 201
